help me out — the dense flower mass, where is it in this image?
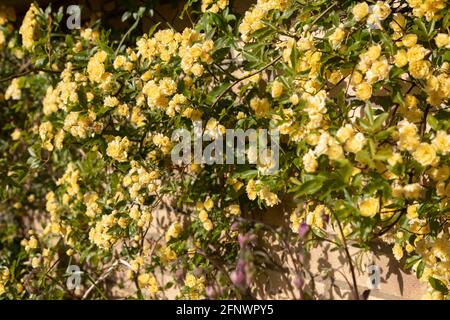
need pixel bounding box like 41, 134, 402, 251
0, 0, 449, 300
18, 3, 38, 50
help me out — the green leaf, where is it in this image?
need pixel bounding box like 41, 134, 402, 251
290, 44, 299, 72
372, 112, 388, 131
379, 31, 394, 54
293, 176, 326, 195
206, 82, 230, 105
355, 150, 374, 168
373, 148, 392, 161
427, 115, 439, 131
232, 169, 258, 180
374, 127, 394, 140
429, 277, 448, 295
404, 255, 421, 269
416, 261, 425, 279
364, 105, 374, 126
289, 177, 302, 185
212, 47, 229, 61
148, 22, 161, 37
334, 159, 353, 184
390, 67, 406, 79
443, 51, 450, 62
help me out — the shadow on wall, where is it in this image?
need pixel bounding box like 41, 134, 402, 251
245, 199, 425, 300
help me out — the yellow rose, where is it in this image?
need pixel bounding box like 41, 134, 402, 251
203, 219, 213, 231
227, 204, 241, 216
413, 143, 438, 167
19, 3, 39, 50
11, 128, 21, 140
409, 60, 430, 79
198, 210, 208, 222
422, 289, 444, 300
387, 152, 403, 166
391, 182, 404, 198
113, 55, 126, 69
394, 49, 408, 68
328, 70, 343, 85
355, 82, 372, 100
429, 165, 450, 182
302, 150, 318, 173
367, 58, 389, 83
402, 34, 418, 48
432, 131, 449, 154
389, 13, 406, 32
289, 93, 299, 105
0, 31, 5, 47
404, 183, 423, 199
436, 181, 446, 197
31, 257, 41, 269
435, 33, 450, 48
250, 97, 270, 118
271, 80, 284, 98
345, 132, 366, 153
246, 179, 257, 200
165, 222, 182, 241
405, 94, 418, 108
191, 63, 204, 76
297, 36, 313, 51
392, 243, 403, 260
407, 44, 428, 62
106, 136, 130, 162
329, 27, 345, 49
358, 197, 380, 218
258, 186, 280, 207
373, 1, 391, 20
336, 124, 354, 143
407, 204, 418, 219
351, 71, 363, 85
367, 45, 382, 61
352, 2, 369, 21
203, 197, 214, 211
398, 120, 420, 151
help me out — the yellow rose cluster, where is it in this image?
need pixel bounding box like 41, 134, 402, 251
239, 0, 290, 42
290, 203, 331, 232
87, 50, 112, 89
407, 0, 446, 21
184, 273, 205, 300
196, 197, 215, 231
106, 136, 131, 162
201, 0, 228, 13
246, 179, 280, 207
19, 3, 38, 50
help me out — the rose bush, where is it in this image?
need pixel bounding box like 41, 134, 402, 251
0, 0, 449, 299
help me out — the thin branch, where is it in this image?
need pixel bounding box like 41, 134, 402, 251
310, 2, 338, 27
0, 70, 34, 83
211, 55, 282, 108
0, 66, 82, 83
115, 12, 143, 56
421, 104, 431, 137
372, 208, 406, 239
82, 261, 119, 299
332, 212, 359, 300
